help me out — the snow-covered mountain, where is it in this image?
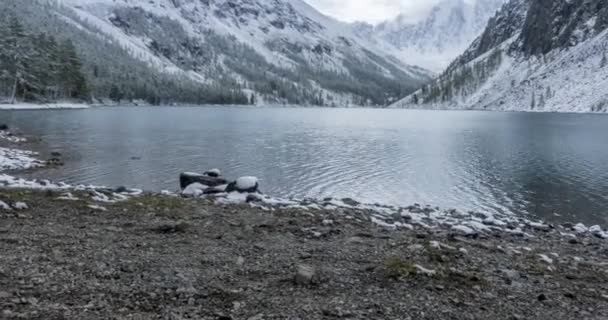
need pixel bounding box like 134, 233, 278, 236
30, 0, 431, 106
391, 0, 608, 113
353, 0, 506, 73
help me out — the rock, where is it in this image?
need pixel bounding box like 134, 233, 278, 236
50, 151, 62, 157
12, 202, 28, 210
180, 172, 227, 189
294, 264, 315, 285
451, 225, 477, 236
573, 223, 588, 233
204, 168, 221, 177
0, 124, 8, 130
153, 221, 189, 234
341, 198, 360, 207
226, 177, 259, 193
246, 193, 263, 203
589, 225, 603, 235
114, 186, 128, 193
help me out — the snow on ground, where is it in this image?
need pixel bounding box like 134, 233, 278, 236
0, 131, 27, 143
0, 148, 43, 171
0, 103, 90, 110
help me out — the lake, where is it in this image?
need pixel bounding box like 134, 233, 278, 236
2, 107, 608, 225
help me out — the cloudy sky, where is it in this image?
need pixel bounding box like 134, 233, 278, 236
304, 0, 451, 24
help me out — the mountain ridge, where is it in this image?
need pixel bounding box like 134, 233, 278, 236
2, 0, 432, 106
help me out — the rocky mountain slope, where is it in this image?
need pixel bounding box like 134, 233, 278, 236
391, 0, 608, 113
16, 0, 431, 106
353, 0, 505, 73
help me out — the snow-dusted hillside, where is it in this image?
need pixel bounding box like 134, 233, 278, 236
46, 0, 431, 106
391, 0, 608, 113
353, 0, 505, 73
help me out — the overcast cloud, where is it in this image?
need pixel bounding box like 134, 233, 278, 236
304, 0, 459, 24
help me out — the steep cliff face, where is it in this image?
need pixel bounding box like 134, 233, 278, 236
391, 0, 608, 113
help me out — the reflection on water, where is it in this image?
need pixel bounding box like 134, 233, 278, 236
2, 107, 608, 224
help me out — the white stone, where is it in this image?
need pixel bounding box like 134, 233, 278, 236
12, 202, 28, 210
573, 223, 588, 233
236, 176, 258, 190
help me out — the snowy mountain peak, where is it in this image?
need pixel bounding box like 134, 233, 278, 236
354, 0, 506, 73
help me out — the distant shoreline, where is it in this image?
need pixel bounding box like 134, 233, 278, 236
0, 103, 90, 110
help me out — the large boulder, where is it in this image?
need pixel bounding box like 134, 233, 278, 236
180, 172, 227, 190
226, 176, 259, 193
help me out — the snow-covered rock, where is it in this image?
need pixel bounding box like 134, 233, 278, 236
573, 223, 588, 233
0, 200, 11, 210
204, 169, 221, 178
12, 202, 28, 210
227, 176, 259, 193
181, 183, 208, 197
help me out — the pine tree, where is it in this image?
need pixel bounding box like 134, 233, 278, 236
4, 17, 35, 103
57, 39, 89, 101
601, 51, 607, 68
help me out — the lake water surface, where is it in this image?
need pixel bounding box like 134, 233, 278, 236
2, 107, 608, 224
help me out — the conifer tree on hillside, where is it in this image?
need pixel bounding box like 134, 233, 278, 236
57, 39, 90, 101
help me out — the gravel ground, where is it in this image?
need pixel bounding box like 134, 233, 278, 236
0, 189, 607, 320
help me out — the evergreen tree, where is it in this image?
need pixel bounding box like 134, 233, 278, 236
530, 92, 536, 110
57, 39, 89, 101
601, 51, 607, 68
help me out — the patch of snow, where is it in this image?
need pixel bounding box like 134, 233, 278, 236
414, 264, 436, 276
538, 254, 554, 264
88, 204, 108, 211
0, 131, 27, 143
0, 148, 43, 171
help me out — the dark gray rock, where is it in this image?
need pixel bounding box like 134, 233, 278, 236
0, 124, 7, 131
180, 172, 227, 189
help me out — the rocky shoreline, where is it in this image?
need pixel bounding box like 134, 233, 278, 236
1, 126, 608, 319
